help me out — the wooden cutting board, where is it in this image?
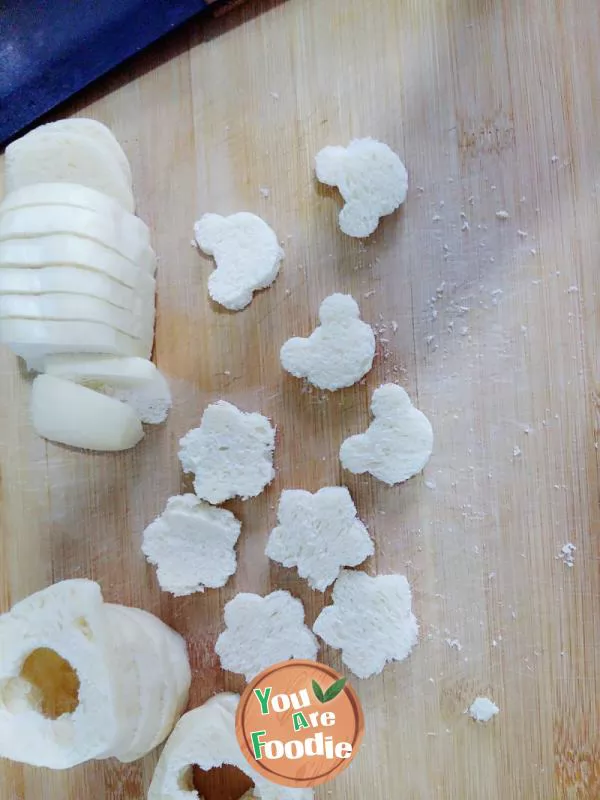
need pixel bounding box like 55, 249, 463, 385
1, 0, 599, 797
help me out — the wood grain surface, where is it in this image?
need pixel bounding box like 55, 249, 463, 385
1, 0, 600, 797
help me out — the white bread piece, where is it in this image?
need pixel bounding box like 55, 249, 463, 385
313, 570, 418, 678
340, 383, 433, 484
142, 494, 241, 596
194, 212, 283, 310
42, 355, 170, 425
31, 374, 144, 451
315, 137, 408, 237
266, 487, 374, 591
215, 591, 318, 681
280, 294, 375, 390
119, 607, 191, 710
0, 293, 153, 340
36, 119, 133, 185
1, 318, 151, 370
0, 207, 156, 274
0, 266, 153, 311
0, 236, 157, 287
148, 693, 313, 800
43, 354, 158, 386
0, 580, 131, 768
107, 605, 190, 762
100, 604, 149, 759
0, 184, 148, 244
179, 401, 275, 504
5, 127, 134, 211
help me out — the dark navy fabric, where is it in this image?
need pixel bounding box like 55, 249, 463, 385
0, 0, 212, 147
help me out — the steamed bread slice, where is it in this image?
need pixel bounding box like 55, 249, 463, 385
0, 184, 150, 248
40, 119, 133, 185
102, 605, 163, 762
1, 319, 152, 371
5, 127, 134, 211
0, 207, 156, 274
110, 606, 190, 762
0, 266, 152, 311
43, 355, 172, 425
0, 236, 157, 287
31, 375, 144, 451
99, 605, 145, 759
0, 293, 153, 340
43, 355, 160, 387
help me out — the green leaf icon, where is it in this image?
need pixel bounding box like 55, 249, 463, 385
312, 677, 347, 703
312, 679, 325, 703
323, 677, 347, 702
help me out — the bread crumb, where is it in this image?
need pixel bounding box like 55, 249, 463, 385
557, 542, 576, 567
259, 186, 270, 198
551, 155, 559, 163
461, 220, 470, 232
517, 230, 528, 238
567, 285, 579, 294
495, 210, 510, 220
270, 91, 279, 100
363, 290, 376, 298
469, 697, 499, 723
445, 638, 462, 652
513, 446, 522, 457
432, 214, 442, 222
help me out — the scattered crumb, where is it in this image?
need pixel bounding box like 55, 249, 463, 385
517, 230, 528, 238
285, 289, 292, 296
513, 446, 522, 457
424, 479, 437, 490
469, 697, 499, 723
461, 220, 470, 232
468, 196, 475, 206
223, 370, 231, 376
432, 214, 442, 222
495, 210, 510, 220
530, 248, 538, 256
270, 91, 280, 100
567, 286, 579, 294
557, 543, 576, 567
259, 186, 270, 198
391, 321, 398, 333
190, 239, 199, 249
551, 155, 559, 163
363, 290, 376, 298
445, 638, 463, 652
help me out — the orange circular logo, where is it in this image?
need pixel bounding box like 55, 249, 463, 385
235, 660, 364, 788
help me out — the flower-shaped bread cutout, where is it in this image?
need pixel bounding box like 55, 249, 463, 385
179, 401, 275, 504
142, 494, 241, 596
215, 591, 318, 681
340, 383, 433, 484
194, 212, 283, 310
265, 487, 374, 590
313, 570, 418, 678
280, 294, 375, 390
315, 138, 408, 237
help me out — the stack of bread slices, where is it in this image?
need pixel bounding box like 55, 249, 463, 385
0, 119, 170, 451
